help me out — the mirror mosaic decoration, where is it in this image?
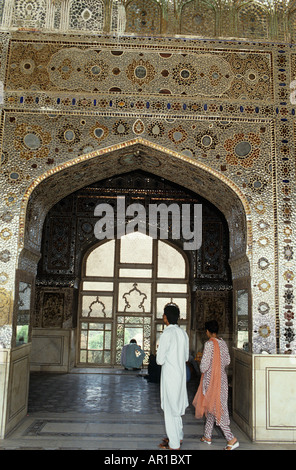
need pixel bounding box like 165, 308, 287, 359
2, 0, 296, 42
16, 281, 31, 345
0, 0, 294, 358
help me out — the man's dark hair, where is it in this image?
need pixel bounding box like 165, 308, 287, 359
130, 339, 137, 343
205, 320, 219, 334
164, 304, 180, 324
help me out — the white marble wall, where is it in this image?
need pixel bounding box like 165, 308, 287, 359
0, 344, 31, 438
0, 349, 10, 438
233, 348, 253, 439
0, 329, 74, 438
30, 328, 75, 372
253, 354, 296, 441
233, 348, 296, 442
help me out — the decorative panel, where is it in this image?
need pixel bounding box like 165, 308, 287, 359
5, 42, 273, 102
0, 31, 294, 358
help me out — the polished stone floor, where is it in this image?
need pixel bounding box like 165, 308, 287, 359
0, 368, 294, 451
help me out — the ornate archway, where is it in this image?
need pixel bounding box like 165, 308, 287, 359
18, 138, 251, 357
20, 138, 251, 257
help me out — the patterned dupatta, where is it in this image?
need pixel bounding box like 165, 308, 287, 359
193, 337, 223, 424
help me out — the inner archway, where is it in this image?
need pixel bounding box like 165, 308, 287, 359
31, 167, 236, 371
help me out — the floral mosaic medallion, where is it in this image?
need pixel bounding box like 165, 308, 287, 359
147, 121, 165, 138
258, 302, 270, 315
284, 245, 293, 262
133, 120, 145, 135
258, 257, 270, 270
195, 130, 218, 151
126, 59, 156, 86
14, 124, 51, 160
259, 324, 271, 338
57, 124, 81, 146
168, 125, 188, 145
258, 280, 271, 292
257, 219, 270, 231
284, 271, 294, 282
2, 166, 26, 185
171, 55, 234, 96
0, 228, 12, 241
248, 175, 269, 194
224, 132, 261, 167
90, 122, 109, 143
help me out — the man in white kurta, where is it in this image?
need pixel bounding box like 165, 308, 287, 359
156, 305, 189, 450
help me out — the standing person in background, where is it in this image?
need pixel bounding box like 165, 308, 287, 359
156, 304, 189, 450
145, 353, 161, 383
193, 320, 239, 450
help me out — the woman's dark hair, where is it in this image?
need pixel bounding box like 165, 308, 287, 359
205, 320, 219, 334
164, 304, 180, 324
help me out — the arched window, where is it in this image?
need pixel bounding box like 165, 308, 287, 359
237, 2, 268, 39
12, 0, 46, 29
69, 0, 104, 32
125, 0, 161, 35
78, 232, 189, 367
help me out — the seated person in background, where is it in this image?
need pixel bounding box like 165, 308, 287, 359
121, 339, 145, 370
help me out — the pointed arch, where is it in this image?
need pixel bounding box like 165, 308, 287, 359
19, 138, 251, 263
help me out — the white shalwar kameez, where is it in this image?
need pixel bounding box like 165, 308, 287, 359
156, 324, 189, 449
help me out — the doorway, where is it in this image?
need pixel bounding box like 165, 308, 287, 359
32, 169, 235, 370
78, 232, 189, 367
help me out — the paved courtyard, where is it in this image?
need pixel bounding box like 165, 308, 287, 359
0, 368, 294, 453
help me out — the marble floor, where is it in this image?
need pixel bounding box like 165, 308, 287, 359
0, 368, 294, 452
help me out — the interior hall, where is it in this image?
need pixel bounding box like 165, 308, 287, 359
0, 0, 296, 449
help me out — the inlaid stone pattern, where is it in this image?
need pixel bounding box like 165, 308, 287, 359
6, 42, 272, 101
0, 29, 295, 356
1, 111, 273, 200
